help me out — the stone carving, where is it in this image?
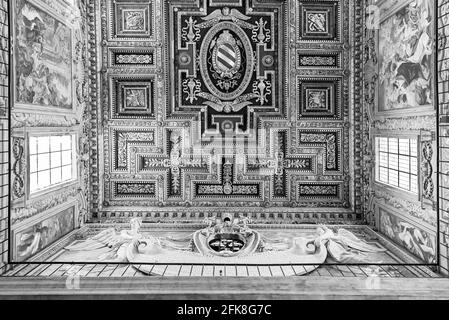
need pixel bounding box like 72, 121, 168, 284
12, 138, 25, 200
298, 54, 340, 68
109, 0, 154, 40
12, 185, 80, 225
114, 130, 155, 170
298, 1, 340, 41
62, 218, 386, 275
421, 141, 434, 201
373, 189, 437, 227
299, 131, 339, 171
298, 78, 341, 119
299, 184, 340, 197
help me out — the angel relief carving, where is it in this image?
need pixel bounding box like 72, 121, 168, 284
62, 217, 387, 275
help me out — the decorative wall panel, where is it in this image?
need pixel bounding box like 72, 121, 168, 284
109, 48, 155, 67
14, 0, 75, 112
297, 77, 342, 119
110, 76, 155, 119
297, 0, 341, 42
364, 0, 438, 265
10, 0, 90, 261
378, 207, 436, 264
297, 51, 342, 69
378, 0, 435, 115
11, 202, 77, 262
108, 0, 155, 41
94, 0, 360, 221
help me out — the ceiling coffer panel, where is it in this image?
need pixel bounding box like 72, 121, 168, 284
97, 0, 357, 219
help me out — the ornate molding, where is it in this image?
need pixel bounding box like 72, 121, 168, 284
373, 189, 437, 228
373, 116, 438, 131
11, 137, 25, 201
11, 185, 81, 225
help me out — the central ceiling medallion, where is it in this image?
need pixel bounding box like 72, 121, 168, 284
168, 0, 286, 136
200, 14, 255, 102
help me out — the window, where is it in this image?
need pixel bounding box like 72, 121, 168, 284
29, 134, 77, 194
376, 137, 418, 194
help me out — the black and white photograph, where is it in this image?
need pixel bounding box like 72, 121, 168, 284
0, 0, 449, 305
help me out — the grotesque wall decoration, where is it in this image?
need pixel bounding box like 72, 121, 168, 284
95, 0, 359, 221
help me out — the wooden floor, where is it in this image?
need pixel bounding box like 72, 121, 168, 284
1, 276, 449, 299
4, 263, 439, 278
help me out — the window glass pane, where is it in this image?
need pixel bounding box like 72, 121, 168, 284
410, 158, 418, 175
399, 139, 410, 155
410, 140, 418, 157
399, 155, 410, 172
30, 173, 38, 193
29, 134, 76, 194
378, 138, 388, 152
399, 172, 410, 190
51, 168, 62, 185
62, 151, 72, 166
389, 138, 398, 154
376, 137, 418, 194
379, 167, 388, 183
50, 152, 62, 167
411, 176, 418, 193
50, 136, 62, 152
29, 137, 37, 155
61, 165, 72, 181
379, 152, 388, 167
37, 136, 50, 154
389, 169, 399, 187
61, 136, 72, 150
30, 155, 38, 173
37, 153, 50, 171
38, 170, 51, 189
389, 154, 398, 170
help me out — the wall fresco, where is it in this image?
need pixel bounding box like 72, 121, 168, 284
378, 0, 434, 111
14, 205, 75, 262
15, 0, 73, 110
379, 208, 436, 264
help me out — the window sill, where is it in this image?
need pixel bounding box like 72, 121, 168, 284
373, 181, 420, 203
27, 179, 80, 202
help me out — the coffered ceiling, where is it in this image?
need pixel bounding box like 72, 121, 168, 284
91, 0, 363, 221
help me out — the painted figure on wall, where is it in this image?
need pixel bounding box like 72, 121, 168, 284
379, 0, 433, 111
15, 0, 72, 109
16, 206, 75, 262
380, 211, 436, 264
